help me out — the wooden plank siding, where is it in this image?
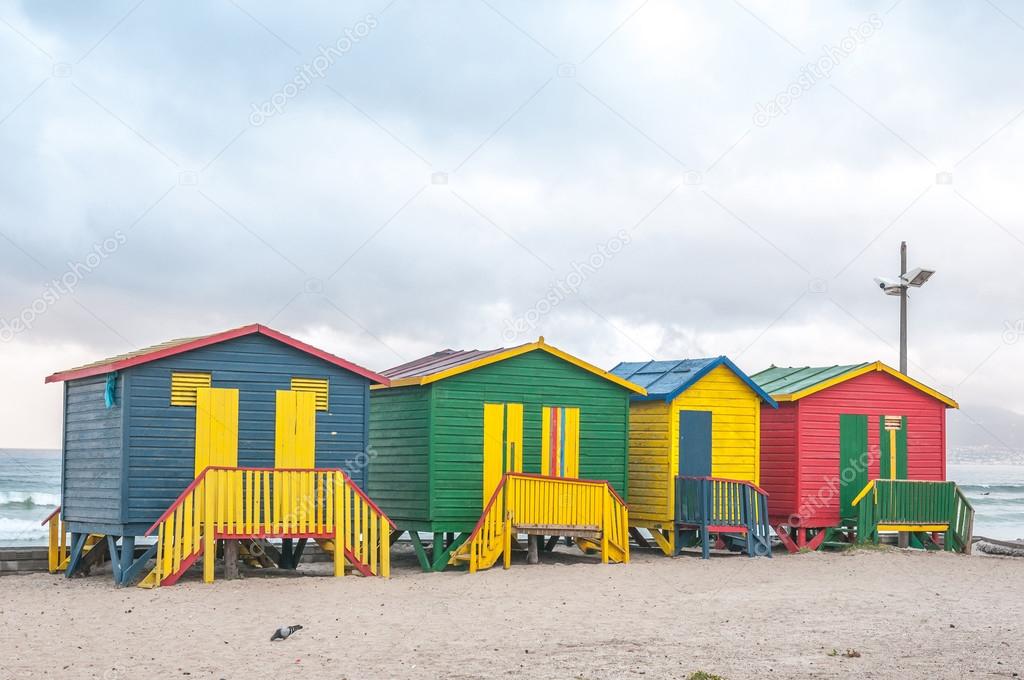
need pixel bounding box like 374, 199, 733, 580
791, 370, 947, 528
122, 334, 371, 528
367, 385, 431, 523
759, 401, 798, 523
626, 400, 672, 522
62, 375, 123, 526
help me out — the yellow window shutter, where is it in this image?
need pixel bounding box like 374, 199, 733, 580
290, 377, 329, 411
275, 390, 316, 469
194, 387, 239, 476
172, 372, 212, 406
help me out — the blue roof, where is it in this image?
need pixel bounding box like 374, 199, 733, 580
609, 356, 778, 407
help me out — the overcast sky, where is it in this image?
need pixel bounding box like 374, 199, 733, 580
2, 0, 1023, 449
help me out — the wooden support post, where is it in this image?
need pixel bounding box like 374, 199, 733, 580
527, 535, 539, 565
409, 532, 431, 572
65, 532, 87, 578
431, 532, 444, 564
203, 486, 216, 584
118, 536, 135, 586
107, 536, 122, 585
280, 538, 294, 569
503, 516, 512, 570
333, 479, 345, 577
543, 535, 560, 552
629, 527, 651, 549
292, 538, 308, 566
223, 540, 240, 580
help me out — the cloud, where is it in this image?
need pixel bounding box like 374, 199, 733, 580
2, 0, 1024, 447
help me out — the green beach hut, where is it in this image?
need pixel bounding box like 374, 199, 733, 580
368, 338, 645, 570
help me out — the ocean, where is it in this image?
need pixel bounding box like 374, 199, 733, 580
0, 449, 61, 547
1, 450, 1022, 545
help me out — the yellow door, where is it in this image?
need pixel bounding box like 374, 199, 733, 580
194, 387, 239, 476
482, 403, 523, 507
275, 390, 316, 468
541, 406, 580, 478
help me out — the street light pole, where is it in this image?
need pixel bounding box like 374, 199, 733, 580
900, 241, 907, 375
873, 243, 934, 376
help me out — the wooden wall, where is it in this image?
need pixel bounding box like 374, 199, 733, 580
367, 385, 431, 525
62, 375, 123, 528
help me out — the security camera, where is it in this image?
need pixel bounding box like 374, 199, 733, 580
873, 277, 904, 296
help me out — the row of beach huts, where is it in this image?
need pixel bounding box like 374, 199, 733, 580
41, 323, 973, 586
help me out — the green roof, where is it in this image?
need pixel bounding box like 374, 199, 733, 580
749, 363, 869, 396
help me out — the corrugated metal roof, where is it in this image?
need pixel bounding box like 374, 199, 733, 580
52, 335, 209, 376
609, 356, 777, 406
610, 358, 718, 397
380, 346, 517, 380
749, 363, 869, 396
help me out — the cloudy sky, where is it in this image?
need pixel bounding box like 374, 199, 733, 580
1, 0, 1023, 449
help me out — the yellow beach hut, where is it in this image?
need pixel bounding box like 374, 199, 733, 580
609, 357, 777, 558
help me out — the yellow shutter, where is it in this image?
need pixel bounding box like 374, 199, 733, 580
482, 403, 504, 508
505, 403, 523, 474
275, 390, 316, 469
194, 387, 239, 476
290, 377, 329, 411
564, 407, 580, 478
172, 372, 212, 406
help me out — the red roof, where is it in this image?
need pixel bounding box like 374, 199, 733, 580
44, 324, 390, 386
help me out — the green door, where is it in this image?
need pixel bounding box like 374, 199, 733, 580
839, 414, 868, 520
879, 415, 908, 479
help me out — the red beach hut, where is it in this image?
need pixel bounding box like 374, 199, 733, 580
750, 361, 959, 552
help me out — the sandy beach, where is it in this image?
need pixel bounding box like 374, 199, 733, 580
1, 546, 1021, 680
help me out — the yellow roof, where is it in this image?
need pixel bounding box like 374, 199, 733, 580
376, 339, 647, 395
771, 361, 958, 408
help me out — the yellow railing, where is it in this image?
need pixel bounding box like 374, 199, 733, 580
455, 473, 630, 573
42, 507, 69, 573
142, 466, 392, 587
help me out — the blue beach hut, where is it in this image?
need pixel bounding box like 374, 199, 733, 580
43, 324, 392, 585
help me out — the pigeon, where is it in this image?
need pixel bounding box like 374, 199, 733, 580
270, 625, 303, 641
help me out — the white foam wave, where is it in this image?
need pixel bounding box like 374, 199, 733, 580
0, 517, 48, 541
0, 491, 60, 507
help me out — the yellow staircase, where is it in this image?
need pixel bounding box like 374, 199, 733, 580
138, 466, 393, 587
451, 473, 630, 572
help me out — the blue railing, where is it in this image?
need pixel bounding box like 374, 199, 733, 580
675, 476, 772, 559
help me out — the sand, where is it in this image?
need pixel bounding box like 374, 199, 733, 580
1, 546, 1022, 679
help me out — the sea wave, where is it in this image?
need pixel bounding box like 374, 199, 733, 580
960, 482, 1024, 491
0, 491, 60, 507
0, 517, 49, 541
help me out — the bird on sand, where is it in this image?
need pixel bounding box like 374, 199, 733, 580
270, 624, 303, 641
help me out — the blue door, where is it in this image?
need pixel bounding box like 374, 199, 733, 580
678, 410, 713, 478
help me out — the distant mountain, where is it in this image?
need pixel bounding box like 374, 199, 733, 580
948, 405, 1024, 464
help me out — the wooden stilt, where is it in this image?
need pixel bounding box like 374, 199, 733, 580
527, 535, 539, 564
223, 540, 240, 580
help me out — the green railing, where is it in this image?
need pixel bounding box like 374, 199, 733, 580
852, 479, 974, 553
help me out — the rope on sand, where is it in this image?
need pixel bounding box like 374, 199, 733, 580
974, 536, 1024, 557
